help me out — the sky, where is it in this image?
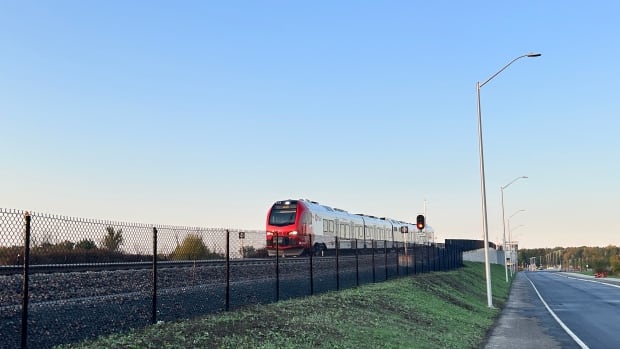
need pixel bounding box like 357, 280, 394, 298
1, 1, 619, 249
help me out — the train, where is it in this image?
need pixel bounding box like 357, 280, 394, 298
265, 199, 434, 257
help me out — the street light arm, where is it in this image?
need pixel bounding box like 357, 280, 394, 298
501, 176, 528, 190
479, 53, 541, 88
509, 209, 526, 220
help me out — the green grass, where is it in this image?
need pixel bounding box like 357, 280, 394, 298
55, 262, 511, 349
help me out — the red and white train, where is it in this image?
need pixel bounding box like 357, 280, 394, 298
265, 199, 434, 257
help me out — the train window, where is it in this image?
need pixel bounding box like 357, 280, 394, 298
269, 209, 296, 226
323, 221, 328, 233
355, 225, 362, 239
328, 220, 335, 233
340, 224, 346, 238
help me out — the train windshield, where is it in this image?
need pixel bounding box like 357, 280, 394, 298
269, 204, 297, 226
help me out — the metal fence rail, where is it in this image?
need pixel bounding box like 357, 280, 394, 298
0, 208, 464, 349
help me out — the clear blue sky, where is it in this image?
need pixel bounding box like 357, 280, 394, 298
1, 1, 618, 249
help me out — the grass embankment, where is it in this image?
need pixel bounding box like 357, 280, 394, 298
57, 262, 510, 349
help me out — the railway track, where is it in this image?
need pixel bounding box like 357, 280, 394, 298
1, 254, 376, 348
0, 252, 385, 275
0, 257, 296, 275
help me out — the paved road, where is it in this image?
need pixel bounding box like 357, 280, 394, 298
484, 271, 620, 349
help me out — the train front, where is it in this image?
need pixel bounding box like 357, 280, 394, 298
266, 200, 310, 257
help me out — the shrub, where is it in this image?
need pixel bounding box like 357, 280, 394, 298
240, 246, 269, 258
76, 239, 97, 250
0, 246, 23, 265
171, 234, 222, 260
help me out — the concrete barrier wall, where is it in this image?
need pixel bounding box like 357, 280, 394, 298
463, 248, 506, 265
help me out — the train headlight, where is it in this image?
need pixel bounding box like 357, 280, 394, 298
288, 231, 298, 236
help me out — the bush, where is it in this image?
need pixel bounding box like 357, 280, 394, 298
76, 239, 97, 250
591, 257, 608, 273
171, 234, 222, 260
0, 246, 23, 265
240, 246, 269, 258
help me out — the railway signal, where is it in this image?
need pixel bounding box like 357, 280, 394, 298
416, 215, 425, 230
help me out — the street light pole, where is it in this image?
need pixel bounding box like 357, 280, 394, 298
476, 52, 541, 308
501, 176, 528, 282
508, 217, 525, 275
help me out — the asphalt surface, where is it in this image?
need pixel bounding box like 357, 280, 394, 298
483, 271, 620, 349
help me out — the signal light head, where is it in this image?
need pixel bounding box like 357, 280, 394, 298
416, 215, 425, 230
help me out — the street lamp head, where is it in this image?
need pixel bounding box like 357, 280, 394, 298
526, 53, 542, 57
522, 176, 529, 179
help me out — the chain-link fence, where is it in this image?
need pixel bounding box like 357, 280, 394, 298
0, 208, 464, 349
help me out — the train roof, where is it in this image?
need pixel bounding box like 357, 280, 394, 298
282, 199, 431, 229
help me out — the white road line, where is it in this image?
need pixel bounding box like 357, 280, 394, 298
560, 275, 620, 289
525, 273, 589, 349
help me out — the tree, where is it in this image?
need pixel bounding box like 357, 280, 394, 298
171, 234, 213, 260
102, 227, 124, 252
75, 239, 97, 250
58, 240, 75, 250
610, 254, 620, 274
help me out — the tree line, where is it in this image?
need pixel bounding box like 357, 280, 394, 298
519, 245, 620, 274
0, 227, 267, 265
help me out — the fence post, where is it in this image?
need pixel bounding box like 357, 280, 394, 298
405, 242, 409, 276
335, 236, 340, 291
355, 239, 359, 287
412, 241, 418, 275
151, 227, 158, 324
384, 240, 388, 280
21, 212, 31, 349
309, 234, 314, 296
395, 241, 400, 276
275, 234, 280, 302
372, 239, 376, 283
225, 230, 230, 311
